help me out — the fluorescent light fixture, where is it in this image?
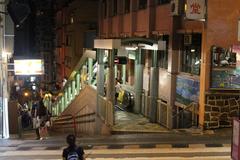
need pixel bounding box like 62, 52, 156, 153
14, 59, 44, 75
32, 85, 36, 90
195, 60, 200, 65
30, 76, 36, 82
191, 49, 196, 52
139, 43, 158, 50
125, 46, 138, 51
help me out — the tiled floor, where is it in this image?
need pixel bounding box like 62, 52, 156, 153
112, 111, 169, 133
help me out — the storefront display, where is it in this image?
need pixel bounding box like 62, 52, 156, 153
176, 76, 200, 105
210, 45, 240, 89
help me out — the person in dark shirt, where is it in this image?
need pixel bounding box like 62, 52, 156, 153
62, 134, 85, 160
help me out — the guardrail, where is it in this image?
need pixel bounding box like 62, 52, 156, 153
98, 95, 114, 127
52, 110, 96, 136
52, 114, 76, 135
173, 102, 199, 128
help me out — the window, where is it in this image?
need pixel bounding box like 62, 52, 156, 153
181, 33, 202, 75
139, 0, 147, 9
158, 35, 169, 69
113, 0, 117, 16
125, 0, 130, 13
156, 0, 170, 5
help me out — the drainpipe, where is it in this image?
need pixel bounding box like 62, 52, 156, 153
149, 50, 159, 122
134, 48, 144, 114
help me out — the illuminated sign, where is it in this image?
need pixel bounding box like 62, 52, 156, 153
186, 0, 206, 20
14, 59, 44, 75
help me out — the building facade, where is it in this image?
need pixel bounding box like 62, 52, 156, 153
55, 0, 98, 85
97, 0, 240, 129
34, 0, 56, 90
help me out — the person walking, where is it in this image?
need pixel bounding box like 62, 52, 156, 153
62, 134, 85, 160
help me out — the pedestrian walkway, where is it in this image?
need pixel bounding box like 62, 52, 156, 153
112, 111, 170, 133
0, 143, 231, 160
0, 127, 232, 159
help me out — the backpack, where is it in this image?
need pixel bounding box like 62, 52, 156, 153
67, 150, 79, 160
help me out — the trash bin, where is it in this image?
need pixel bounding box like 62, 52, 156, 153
231, 117, 240, 160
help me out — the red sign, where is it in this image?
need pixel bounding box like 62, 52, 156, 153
190, 3, 201, 14
186, 0, 206, 20
232, 118, 240, 160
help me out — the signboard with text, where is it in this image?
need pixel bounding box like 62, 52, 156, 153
186, 0, 206, 20
14, 59, 44, 75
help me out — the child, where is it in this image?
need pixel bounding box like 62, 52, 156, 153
62, 134, 85, 160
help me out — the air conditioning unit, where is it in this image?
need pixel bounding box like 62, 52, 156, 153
171, 0, 180, 16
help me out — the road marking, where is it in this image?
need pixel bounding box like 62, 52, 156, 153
189, 144, 206, 148
0, 147, 231, 157
124, 145, 140, 149
156, 144, 172, 148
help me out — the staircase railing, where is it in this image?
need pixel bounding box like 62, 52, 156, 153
52, 105, 96, 136
98, 95, 114, 126
52, 114, 76, 135
173, 102, 199, 128
52, 49, 96, 116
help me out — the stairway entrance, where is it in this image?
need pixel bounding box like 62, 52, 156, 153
112, 109, 169, 134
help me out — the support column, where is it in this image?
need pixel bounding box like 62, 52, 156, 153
199, 23, 208, 129
149, 50, 159, 122
97, 49, 105, 114
61, 97, 64, 113
88, 58, 93, 84
68, 84, 72, 102
122, 64, 126, 84
64, 90, 68, 107
134, 48, 144, 113
114, 65, 117, 79
72, 80, 76, 98
106, 50, 115, 104
76, 73, 80, 94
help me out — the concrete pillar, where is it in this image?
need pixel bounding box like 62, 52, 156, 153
149, 50, 159, 122
61, 97, 64, 113
122, 64, 126, 84
106, 50, 115, 104
76, 73, 80, 94
64, 90, 68, 107
134, 48, 144, 113
68, 84, 72, 102
164, 48, 179, 129
97, 49, 105, 114
72, 80, 76, 98
199, 24, 208, 129
114, 65, 117, 79
88, 58, 93, 84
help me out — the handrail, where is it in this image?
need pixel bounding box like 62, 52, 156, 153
173, 102, 199, 128
53, 111, 96, 136
173, 102, 198, 117
52, 49, 96, 116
